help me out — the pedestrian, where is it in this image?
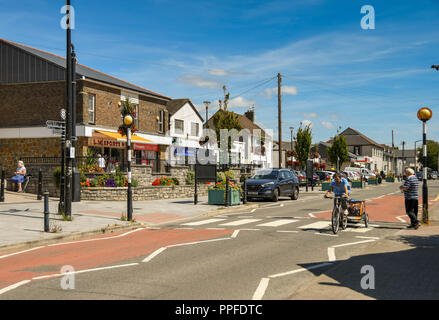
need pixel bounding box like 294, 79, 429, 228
97, 154, 106, 171
400, 168, 421, 229
11, 160, 26, 192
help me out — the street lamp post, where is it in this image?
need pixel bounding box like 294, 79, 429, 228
417, 107, 433, 224
289, 126, 294, 169
122, 110, 134, 221
414, 140, 422, 172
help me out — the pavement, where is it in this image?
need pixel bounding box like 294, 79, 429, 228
289, 187, 439, 300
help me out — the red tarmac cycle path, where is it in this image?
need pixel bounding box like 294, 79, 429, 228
0, 228, 232, 291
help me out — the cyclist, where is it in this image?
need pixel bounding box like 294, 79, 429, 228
324, 172, 350, 217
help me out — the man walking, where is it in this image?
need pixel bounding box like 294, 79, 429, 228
400, 168, 421, 229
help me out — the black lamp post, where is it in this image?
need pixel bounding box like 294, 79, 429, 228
121, 106, 134, 221
289, 126, 294, 169
417, 107, 433, 224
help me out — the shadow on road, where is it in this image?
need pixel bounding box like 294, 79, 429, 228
294, 234, 439, 299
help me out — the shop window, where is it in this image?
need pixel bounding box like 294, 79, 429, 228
88, 94, 96, 124
175, 119, 184, 134
191, 122, 199, 136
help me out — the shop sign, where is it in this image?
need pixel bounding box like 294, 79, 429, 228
133, 143, 159, 151
88, 138, 126, 149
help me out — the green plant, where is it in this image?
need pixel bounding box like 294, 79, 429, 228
172, 177, 180, 185
89, 178, 99, 187
131, 178, 139, 187
62, 214, 73, 221
327, 126, 349, 171
121, 214, 127, 221
294, 122, 313, 170
186, 170, 195, 185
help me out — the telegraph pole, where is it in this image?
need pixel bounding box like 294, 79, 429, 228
402, 141, 406, 172
71, 45, 78, 202
64, 0, 73, 217
277, 73, 282, 168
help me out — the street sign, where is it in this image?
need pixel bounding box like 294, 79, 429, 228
60, 108, 66, 120
51, 128, 65, 135
195, 164, 217, 182
46, 120, 65, 130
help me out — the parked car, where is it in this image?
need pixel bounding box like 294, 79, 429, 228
295, 170, 306, 186
416, 172, 423, 180
301, 171, 318, 186
246, 169, 300, 202
315, 171, 331, 181
428, 171, 438, 180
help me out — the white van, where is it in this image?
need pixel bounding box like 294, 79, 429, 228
344, 167, 376, 179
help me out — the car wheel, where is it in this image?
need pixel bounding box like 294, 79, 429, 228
291, 186, 299, 200
271, 188, 279, 202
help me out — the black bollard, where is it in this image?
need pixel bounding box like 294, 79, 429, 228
44, 190, 50, 232
37, 168, 43, 200
0, 168, 5, 202
243, 177, 247, 204
225, 175, 230, 207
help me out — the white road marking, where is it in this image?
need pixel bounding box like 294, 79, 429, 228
252, 278, 270, 300
239, 228, 260, 231
48, 228, 144, 247
256, 219, 298, 227
356, 236, 380, 240
0, 280, 31, 295
206, 228, 225, 230
315, 232, 338, 237
269, 262, 333, 278
327, 239, 376, 262
142, 247, 167, 263
308, 213, 316, 218
0, 246, 44, 260
396, 216, 408, 223
276, 230, 299, 233
32, 263, 140, 280
343, 227, 374, 233
181, 218, 226, 226
231, 230, 240, 238
298, 221, 331, 230
167, 237, 231, 248
251, 209, 257, 213
219, 219, 262, 226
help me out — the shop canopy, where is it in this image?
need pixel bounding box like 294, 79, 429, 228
95, 130, 152, 143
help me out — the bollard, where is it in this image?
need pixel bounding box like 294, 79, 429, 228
44, 190, 50, 232
37, 168, 43, 200
0, 168, 5, 202
243, 177, 247, 204
225, 175, 230, 207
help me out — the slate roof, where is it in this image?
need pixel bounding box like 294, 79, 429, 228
205, 109, 267, 135
0, 38, 170, 100
166, 98, 204, 122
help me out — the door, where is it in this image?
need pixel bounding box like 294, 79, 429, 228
278, 170, 290, 195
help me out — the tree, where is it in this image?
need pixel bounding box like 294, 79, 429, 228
327, 127, 349, 171
294, 123, 312, 169
209, 109, 242, 165
417, 140, 439, 171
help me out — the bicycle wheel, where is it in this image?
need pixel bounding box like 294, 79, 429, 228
341, 211, 348, 230
331, 206, 340, 234
364, 212, 369, 228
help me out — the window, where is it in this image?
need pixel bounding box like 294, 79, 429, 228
175, 119, 184, 134
158, 110, 165, 133
354, 146, 360, 155
191, 122, 199, 136
88, 94, 96, 124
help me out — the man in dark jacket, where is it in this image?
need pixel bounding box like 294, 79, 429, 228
400, 168, 421, 229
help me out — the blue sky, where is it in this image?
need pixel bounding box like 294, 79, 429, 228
1, 0, 439, 148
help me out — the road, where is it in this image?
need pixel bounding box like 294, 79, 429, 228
1, 181, 438, 300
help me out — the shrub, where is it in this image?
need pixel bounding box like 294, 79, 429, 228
131, 178, 139, 187
53, 167, 62, 188
186, 171, 195, 185
89, 179, 99, 187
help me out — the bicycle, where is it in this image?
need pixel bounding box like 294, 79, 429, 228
326, 194, 348, 234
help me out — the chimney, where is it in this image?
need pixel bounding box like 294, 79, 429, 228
244, 109, 255, 122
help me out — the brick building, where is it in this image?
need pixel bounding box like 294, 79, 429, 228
0, 38, 173, 179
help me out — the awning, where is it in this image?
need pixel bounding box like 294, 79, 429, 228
95, 130, 152, 144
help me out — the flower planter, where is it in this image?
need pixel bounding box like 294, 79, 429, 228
385, 178, 395, 183
208, 189, 241, 205
352, 181, 366, 188
321, 182, 331, 191
367, 179, 377, 185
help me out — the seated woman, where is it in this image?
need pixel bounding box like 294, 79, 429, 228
11, 161, 26, 192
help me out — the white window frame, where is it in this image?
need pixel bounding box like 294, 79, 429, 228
175, 119, 184, 135
158, 110, 165, 133
190, 122, 199, 137
88, 94, 96, 124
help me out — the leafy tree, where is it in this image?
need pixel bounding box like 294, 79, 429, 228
417, 140, 439, 171
327, 127, 349, 171
294, 123, 312, 169
210, 109, 242, 164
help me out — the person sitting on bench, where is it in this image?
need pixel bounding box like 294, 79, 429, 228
11, 161, 26, 192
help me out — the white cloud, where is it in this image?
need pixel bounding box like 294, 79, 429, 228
229, 96, 256, 109
321, 121, 334, 130
177, 74, 220, 88
264, 86, 297, 98
303, 112, 317, 118
208, 69, 229, 76
301, 120, 313, 128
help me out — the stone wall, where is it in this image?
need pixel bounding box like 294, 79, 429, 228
81, 184, 210, 201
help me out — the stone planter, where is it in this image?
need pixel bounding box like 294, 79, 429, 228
351, 181, 365, 188
321, 182, 331, 191
208, 189, 241, 205
385, 178, 395, 182
367, 179, 377, 185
